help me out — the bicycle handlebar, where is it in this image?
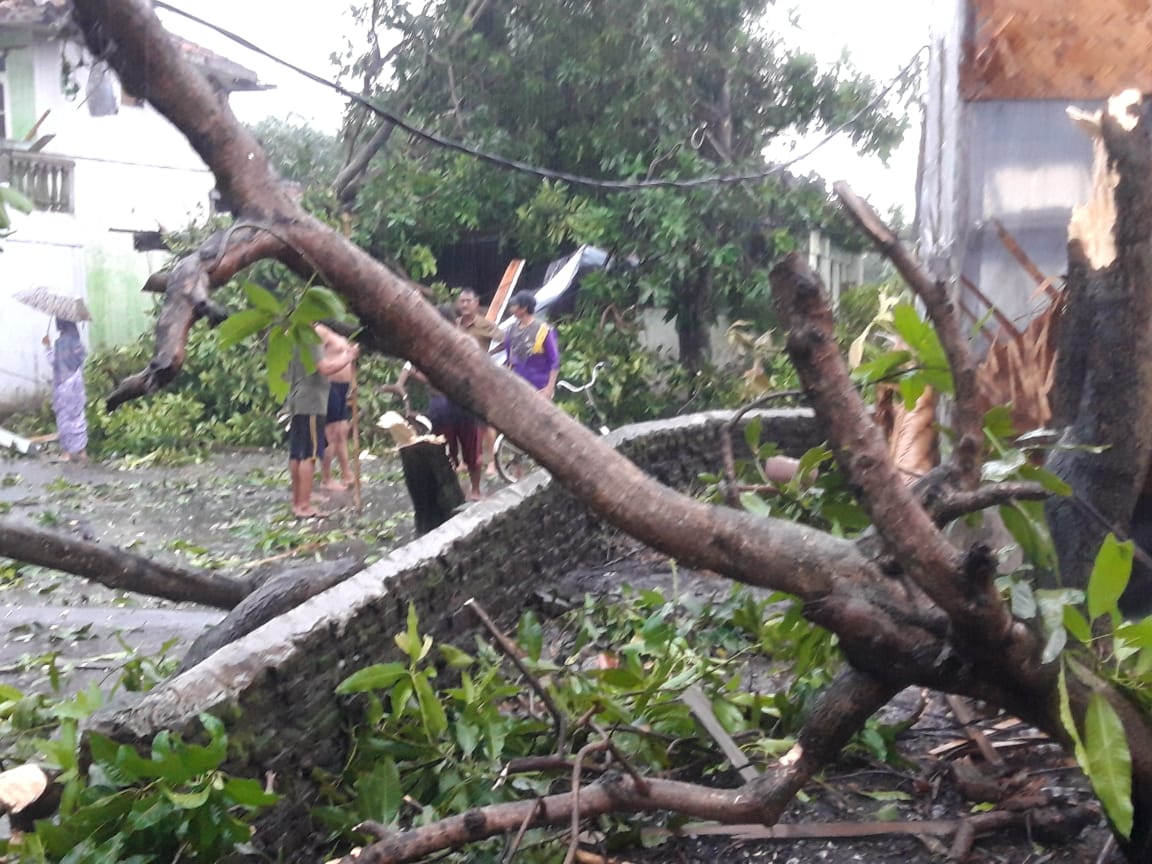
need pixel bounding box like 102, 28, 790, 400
557, 361, 606, 394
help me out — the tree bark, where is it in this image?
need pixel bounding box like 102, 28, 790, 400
0, 519, 249, 609
399, 439, 465, 535
1046, 94, 1152, 615
675, 270, 714, 371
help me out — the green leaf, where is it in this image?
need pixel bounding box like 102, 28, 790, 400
0, 184, 34, 213
438, 644, 475, 669
454, 720, 480, 757
739, 491, 771, 517
413, 671, 448, 739
290, 286, 347, 326
982, 405, 1017, 440
999, 502, 1056, 569
1084, 693, 1133, 838
242, 281, 283, 314
1056, 664, 1087, 768
517, 610, 544, 662
1018, 464, 1072, 496
266, 327, 292, 402
743, 415, 762, 456
125, 799, 175, 832
898, 375, 926, 410
222, 776, 279, 808
336, 663, 408, 694
855, 789, 912, 801
1117, 617, 1152, 648
0, 683, 23, 702
162, 784, 212, 810
795, 447, 832, 484
1088, 535, 1133, 623
218, 309, 272, 349
355, 759, 402, 823
710, 696, 746, 733
1063, 605, 1093, 645
853, 349, 913, 384
86, 734, 122, 774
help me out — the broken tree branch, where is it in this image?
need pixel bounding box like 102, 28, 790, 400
0, 518, 249, 608
467, 598, 569, 753
927, 481, 1051, 526
835, 182, 983, 491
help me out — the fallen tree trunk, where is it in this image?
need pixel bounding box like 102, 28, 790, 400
0, 518, 250, 609
177, 557, 361, 671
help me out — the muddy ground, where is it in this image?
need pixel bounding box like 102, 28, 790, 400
0, 447, 1125, 863
0, 446, 420, 693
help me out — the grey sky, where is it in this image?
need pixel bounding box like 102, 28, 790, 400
162, 0, 932, 211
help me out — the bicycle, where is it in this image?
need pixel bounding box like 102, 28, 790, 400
492, 362, 609, 483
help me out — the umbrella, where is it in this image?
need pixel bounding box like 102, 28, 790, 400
14, 287, 91, 322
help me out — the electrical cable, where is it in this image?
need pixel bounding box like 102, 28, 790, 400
154, 1, 925, 192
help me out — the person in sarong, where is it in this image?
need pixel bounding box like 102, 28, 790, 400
42, 319, 88, 463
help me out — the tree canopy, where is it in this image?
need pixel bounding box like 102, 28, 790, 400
336, 0, 916, 365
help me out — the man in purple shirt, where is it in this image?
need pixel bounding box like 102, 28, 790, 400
503, 290, 560, 399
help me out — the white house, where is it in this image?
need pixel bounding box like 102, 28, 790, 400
0, 0, 265, 412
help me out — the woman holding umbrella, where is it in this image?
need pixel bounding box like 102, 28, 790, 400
16, 288, 91, 463
42, 318, 88, 463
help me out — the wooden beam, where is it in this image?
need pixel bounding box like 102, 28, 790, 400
993, 220, 1060, 300
485, 259, 524, 324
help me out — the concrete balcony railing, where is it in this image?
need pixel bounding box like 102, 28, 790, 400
1, 147, 75, 214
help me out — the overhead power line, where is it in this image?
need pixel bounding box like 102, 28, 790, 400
155, 1, 925, 192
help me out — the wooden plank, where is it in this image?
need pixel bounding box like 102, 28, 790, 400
681, 684, 759, 783
945, 694, 1004, 766
485, 259, 524, 324
960, 276, 1022, 341
993, 220, 1060, 301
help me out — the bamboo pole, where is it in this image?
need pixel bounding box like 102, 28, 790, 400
350, 361, 362, 514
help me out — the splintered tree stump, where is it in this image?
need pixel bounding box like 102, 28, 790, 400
400, 439, 465, 535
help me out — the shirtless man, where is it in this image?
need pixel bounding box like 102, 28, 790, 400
288, 324, 357, 518
320, 327, 357, 492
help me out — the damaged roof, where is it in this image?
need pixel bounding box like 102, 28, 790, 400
176, 40, 269, 94
963, 0, 1152, 100
0, 0, 267, 94
0, 0, 72, 34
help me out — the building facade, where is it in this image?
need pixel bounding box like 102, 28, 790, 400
0, 1, 262, 411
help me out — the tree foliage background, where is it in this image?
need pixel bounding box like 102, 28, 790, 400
335, 0, 915, 367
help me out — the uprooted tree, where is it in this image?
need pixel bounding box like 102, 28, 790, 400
11, 1, 1152, 861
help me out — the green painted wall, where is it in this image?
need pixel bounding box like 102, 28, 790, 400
85, 247, 158, 350
5, 48, 36, 140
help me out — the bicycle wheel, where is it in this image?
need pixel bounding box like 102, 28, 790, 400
492, 433, 539, 483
